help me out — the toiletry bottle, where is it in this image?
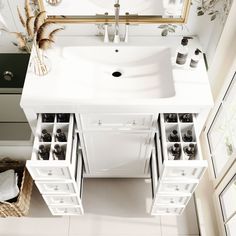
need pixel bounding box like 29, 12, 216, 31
53, 144, 65, 160
168, 129, 180, 142
165, 113, 177, 123
41, 129, 52, 142
182, 130, 193, 142
42, 113, 55, 123
57, 113, 70, 123
168, 143, 181, 160
190, 49, 202, 68
38, 145, 50, 160
176, 38, 188, 65
183, 143, 196, 160
179, 113, 192, 122
56, 129, 67, 142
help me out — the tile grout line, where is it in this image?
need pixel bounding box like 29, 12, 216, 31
68, 216, 71, 236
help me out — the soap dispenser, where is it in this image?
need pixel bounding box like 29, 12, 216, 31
176, 38, 189, 65
190, 49, 202, 68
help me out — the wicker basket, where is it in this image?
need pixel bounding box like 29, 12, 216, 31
0, 158, 33, 217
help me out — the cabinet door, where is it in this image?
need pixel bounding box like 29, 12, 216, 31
83, 131, 151, 176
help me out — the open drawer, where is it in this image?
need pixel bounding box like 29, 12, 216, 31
27, 113, 77, 181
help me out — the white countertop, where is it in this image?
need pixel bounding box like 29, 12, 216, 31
21, 36, 214, 113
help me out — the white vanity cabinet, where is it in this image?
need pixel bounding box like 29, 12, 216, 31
77, 113, 157, 177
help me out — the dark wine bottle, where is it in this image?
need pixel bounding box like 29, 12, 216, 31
179, 113, 192, 123
38, 145, 50, 160
182, 130, 193, 142
165, 113, 177, 123
168, 143, 181, 160
56, 129, 67, 142
57, 114, 70, 123
168, 129, 180, 142
53, 144, 65, 160
42, 113, 55, 123
183, 143, 196, 160
41, 129, 52, 142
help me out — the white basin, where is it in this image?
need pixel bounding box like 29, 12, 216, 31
62, 46, 175, 99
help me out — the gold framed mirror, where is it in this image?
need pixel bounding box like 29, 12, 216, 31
37, 0, 191, 24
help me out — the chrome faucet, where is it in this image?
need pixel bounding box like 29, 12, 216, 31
113, 0, 120, 43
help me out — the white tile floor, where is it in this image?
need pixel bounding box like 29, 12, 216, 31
0, 179, 199, 236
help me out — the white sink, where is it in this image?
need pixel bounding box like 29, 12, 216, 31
62, 46, 175, 99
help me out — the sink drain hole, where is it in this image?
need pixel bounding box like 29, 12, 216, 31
112, 71, 122, 77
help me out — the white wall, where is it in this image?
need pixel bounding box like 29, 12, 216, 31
0, 0, 232, 66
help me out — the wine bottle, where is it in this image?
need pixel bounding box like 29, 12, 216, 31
168, 129, 180, 142
53, 144, 65, 160
183, 143, 196, 160
182, 130, 193, 142
179, 113, 192, 123
57, 113, 70, 123
41, 129, 52, 142
165, 113, 177, 123
38, 145, 50, 160
56, 129, 67, 142
42, 113, 55, 123
168, 143, 181, 160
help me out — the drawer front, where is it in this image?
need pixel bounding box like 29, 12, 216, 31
48, 206, 83, 215
80, 114, 154, 130
158, 181, 198, 195
36, 181, 76, 195
162, 163, 207, 180
43, 195, 80, 206
151, 205, 184, 215
154, 195, 189, 206
27, 165, 71, 180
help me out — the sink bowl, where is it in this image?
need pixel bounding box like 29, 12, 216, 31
62, 46, 175, 99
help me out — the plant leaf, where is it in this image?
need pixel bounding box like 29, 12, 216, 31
38, 38, 54, 50
34, 11, 46, 33
158, 25, 167, 29
49, 27, 64, 40
168, 27, 176, 33
211, 14, 217, 21
26, 16, 35, 37
17, 6, 26, 28
197, 11, 204, 16
197, 7, 202, 10
36, 21, 53, 42
25, 0, 33, 19
161, 29, 168, 36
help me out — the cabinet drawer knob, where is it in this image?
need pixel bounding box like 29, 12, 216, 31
54, 186, 59, 191
132, 120, 136, 125
60, 199, 64, 203
181, 170, 185, 176
48, 170, 53, 176
98, 120, 102, 126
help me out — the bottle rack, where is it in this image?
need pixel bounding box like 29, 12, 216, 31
31, 113, 73, 162
160, 113, 200, 161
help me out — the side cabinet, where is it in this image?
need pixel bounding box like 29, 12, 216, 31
26, 114, 84, 216
150, 113, 207, 215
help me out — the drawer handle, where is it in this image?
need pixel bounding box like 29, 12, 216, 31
170, 199, 174, 204
98, 120, 102, 126
64, 209, 68, 213
181, 170, 186, 176
175, 186, 180, 191
166, 209, 170, 213
54, 186, 59, 191
132, 120, 136, 125
48, 170, 53, 176
60, 199, 64, 203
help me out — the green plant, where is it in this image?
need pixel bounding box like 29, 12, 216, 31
158, 24, 178, 36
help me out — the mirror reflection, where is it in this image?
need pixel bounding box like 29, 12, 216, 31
41, 0, 185, 18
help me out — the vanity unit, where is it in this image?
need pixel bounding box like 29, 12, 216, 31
21, 36, 213, 216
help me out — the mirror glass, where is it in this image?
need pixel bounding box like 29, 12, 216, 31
40, 0, 188, 21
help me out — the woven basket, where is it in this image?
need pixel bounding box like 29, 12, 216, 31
0, 158, 33, 217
